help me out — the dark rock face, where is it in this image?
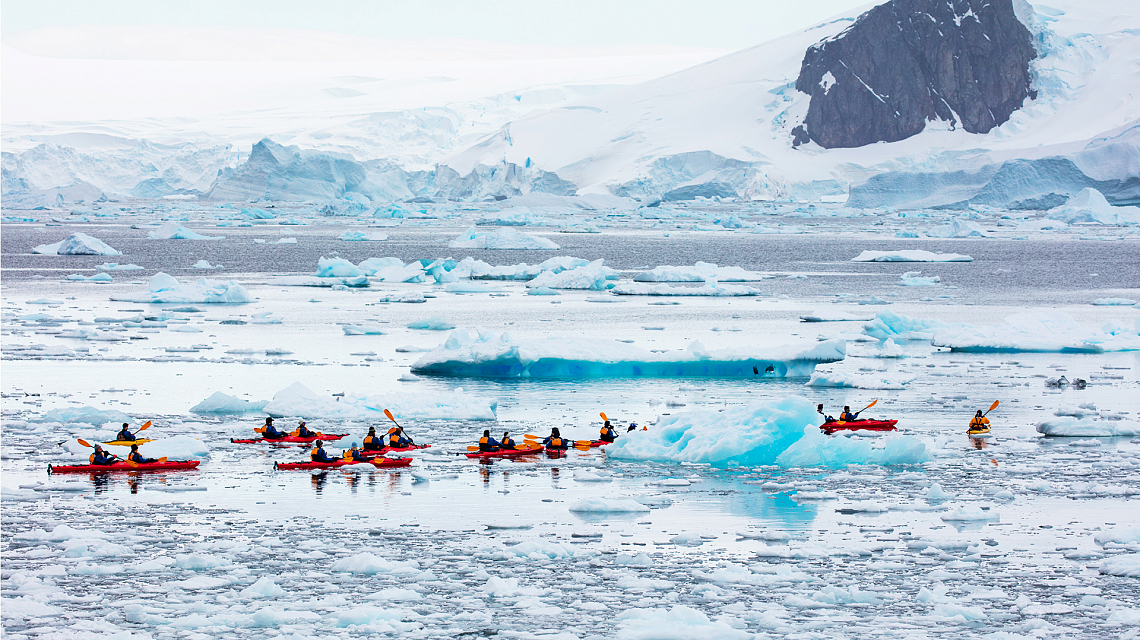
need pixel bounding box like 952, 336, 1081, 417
792, 0, 1036, 149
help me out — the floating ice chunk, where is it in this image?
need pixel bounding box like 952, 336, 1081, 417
0, 596, 63, 619
899, 271, 941, 286
33, 232, 122, 255
483, 576, 542, 597
190, 392, 268, 414
371, 587, 421, 601
168, 575, 229, 590
614, 553, 654, 566
407, 317, 455, 331
926, 219, 988, 238
1046, 188, 1140, 225
924, 483, 956, 500
777, 425, 929, 468
445, 282, 504, 293
1093, 298, 1137, 306
68, 272, 113, 282
336, 606, 409, 628
263, 382, 496, 420
807, 367, 915, 389
932, 603, 988, 620
330, 552, 418, 575
241, 576, 285, 598
192, 260, 223, 269
877, 338, 905, 357
411, 329, 844, 378
276, 237, 297, 244
175, 553, 231, 570
1094, 526, 1140, 547
505, 540, 577, 560
275, 275, 369, 287
932, 312, 1140, 353
851, 250, 973, 262
800, 310, 873, 322
96, 263, 143, 271
135, 435, 209, 459
339, 230, 389, 241
111, 273, 252, 304
862, 311, 966, 341
612, 282, 761, 296
15, 524, 110, 542
39, 406, 132, 425
528, 286, 559, 296
634, 262, 772, 282
315, 257, 364, 277
1035, 418, 1140, 437
941, 505, 999, 521
343, 325, 387, 335
568, 498, 650, 513
615, 605, 752, 640
449, 227, 559, 250
148, 221, 224, 240
527, 259, 617, 290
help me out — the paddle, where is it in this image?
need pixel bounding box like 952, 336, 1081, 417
77, 439, 123, 462
384, 409, 415, 445
853, 399, 877, 419
983, 400, 1000, 417
137, 421, 153, 432
600, 412, 608, 422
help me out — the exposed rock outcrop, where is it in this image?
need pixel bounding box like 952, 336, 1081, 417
792, 0, 1037, 148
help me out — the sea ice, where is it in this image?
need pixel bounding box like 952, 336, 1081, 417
612, 282, 761, 296
189, 392, 268, 414
111, 273, 253, 304
926, 219, 988, 238
1092, 298, 1137, 306
192, 260, 222, 269
1046, 188, 1140, 225
261, 382, 497, 420
407, 317, 455, 331
806, 367, 915, 390
339, 230, 388, 241
96, 262, 143, 270
567, 497, 650, 513
800, 310, 874, 322
1035, 418, 1140, 437
1099, 554, 1140, 577
411, 329, 845, 378
449, 227, 559, 250
66, 273, 112, 282
931, 312, 1140, 352
862, 311, 966, 341
32, 232, 121, 256
899, 271, 941, 286
850, 250, 973, 262
147, 221, 224, 240
38, 406, 133, 425
633, 262, 772, 282
527, 259, 617, 290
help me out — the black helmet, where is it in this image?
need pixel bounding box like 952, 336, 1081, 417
817, 404, 823, 411
976, 410, 983, 416
843, 406, 850, 411
123, 423, 130, 428
265, 417, 274, 423
552, 428, 561, 436
483, 430, 490, 437
130, 444, 139, 451
368, 427, 376, 433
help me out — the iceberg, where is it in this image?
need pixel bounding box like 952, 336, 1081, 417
1046, 188, 1140, 225
110, 273, 253, 304
96, 263, 143, 271
800, 310, 874, 322
262, 382, 497, 420
898, 271, 941, 286
191, 260, 223, 269
66, 273, 113, 282
1092, 298, 1137, 306
526, 259, 617, 290
314, 257, 365, 278
411, 328, 845, 378
32, 232, 121, 256
862, 311, 967, 341
851, 250, 973, 262
272, 275, 369, 288
448, 227, 559, 250
607, 397, 928, 468
407, 317, 455, 331
612, 282, 762, 296
451, 256, 590, 281
1036, 418, 1140, 437
189, 392, 269, 414
633, 262, 772, 282
931, 313, 1140, 353
147, 221, 224, 240
39, 406, 133, 425
339, 230, 389, 241
926, 219, 988, 238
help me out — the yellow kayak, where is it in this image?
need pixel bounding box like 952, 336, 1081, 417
102, 439, 155, 446
966, 427, 991, 436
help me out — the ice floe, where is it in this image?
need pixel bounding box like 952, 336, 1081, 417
1046, 188, 1140, 225
261, 382, 497, 420
189, 392, 269, 414
147, 221, 224, 240
1036, 417, 1140, 437
32, 232, 121, 256
111, 273, 253, 304
850, 250, 973, 262
931, 312, 1140, 353
526, 259, 617, 290
633, 262, 773, 282
612, 282, 762, 296
448, 227, 559, 250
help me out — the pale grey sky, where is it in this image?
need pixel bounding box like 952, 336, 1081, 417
1, 0, 869, 50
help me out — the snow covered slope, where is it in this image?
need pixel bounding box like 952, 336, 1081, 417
443, 0, 1140, 207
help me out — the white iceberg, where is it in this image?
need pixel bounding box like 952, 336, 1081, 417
850, 250, 973, 262
66, 273, 113, 282
189, 392, 268, 414
931, 313, 1140, 353
800, 310, 874, 322
1036, 418, 1140, 437
612, 282, 762, 296
96, 263, 143, 271
568, 497, 651, 513
862, 311, 968, 341
339, 230, 389, 241
262, 382, 497, 421
407, 317, 455, 331
33, 232, 121, 256
111, 273, 253, 304
527, 259, 617, 290
437, 256, 590, 282
926, 219, 987, 238
1046, 188, 1140, 225
411, 329, 845, 378
633, 262, 773, 282
147, 221, 224, 240
898, 271, 941, 286
448, 227, 559, 250
191, 260, 223, 269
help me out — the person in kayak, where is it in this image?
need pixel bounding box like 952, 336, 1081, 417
839, 406, 859, 422
388, 427, 413, 448
296, 421, 317, 438
127, 444, 157, 464
816, 404, 837, 423
310, 440, 338, 463
543, 428, 570, 450
599, 420, 618, 443
343, 443, 371, 462
501, 431, 516, 450
116, 423, 137, 441
478, 430, 501, 452
968, 410, 990, 432
262, 417, 286, 440
89, 444, 117, 465
362, 427, 385, 451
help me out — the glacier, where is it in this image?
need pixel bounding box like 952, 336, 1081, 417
410, 328, 845, 378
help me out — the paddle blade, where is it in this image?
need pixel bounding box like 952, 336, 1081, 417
384, 409, 396, 422
157, 457, 168, 463
524, 434, 540, 440
989, 400, 1000, 412
139, 421, 152, 431
600, 412, 608, 422
254, 427, 265, 434
77, 439, 92, 448
862, 399, 878, 412
467, 446, 480, 451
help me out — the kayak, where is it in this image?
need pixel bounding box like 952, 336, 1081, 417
545, 447, 569, 456
465, 445, 543, 459
967, 427, 992, 436
231, 433, 348, 444
378, 444, 430, 453
49, 460, 200, 474
102, 439, 155, 446
820, 419, 898, 435
274, 457, 412, 470
372, 457, 412, 469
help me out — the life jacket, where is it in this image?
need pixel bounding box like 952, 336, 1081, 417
311, 447, 334, 462
351, 449, 370, 462
545, 436, 568, 450
599, 426, 616, 442
969, 416, 990, 430
90, 451, 115, 465
840, 412, 856, 422
479, 436, 500, 452
296, 426, 315, 438
128, 451, 150, 463
263, 425, 285, 439
389, 434, 410, 448
501, 437, 515, 449
116, 430, 135, 441
362, 435, 383, 450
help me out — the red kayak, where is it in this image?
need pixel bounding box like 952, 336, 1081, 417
820, 420, 898, 435
465, 445, 543, 459
275, 457, 412, 470
49, 461, 200, 474
232, 433, 348, 444
545, 447, 569, 456
377, 444, 430, 453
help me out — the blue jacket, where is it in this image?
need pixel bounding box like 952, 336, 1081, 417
478, 436, 501, 452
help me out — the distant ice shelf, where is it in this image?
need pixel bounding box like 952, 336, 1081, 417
851, 250, 973, 262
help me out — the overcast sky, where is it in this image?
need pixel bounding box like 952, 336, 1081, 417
2, 0, 869, 50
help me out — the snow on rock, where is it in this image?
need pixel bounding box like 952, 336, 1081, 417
633, 262, 772, 282
411, 328, 845, 378
263, 382, 497, 421
1036, 418, 1140, 437
568, 497, 651, 513
189, 392, 268, 414
609, 396, 927, 468
851, 250, 973, 262
614, 605, 753, 640
147, 221, 224, 240
925, 219, 988, 238
1099, 554, 1140, 577
1046, 188, 1140, 225
32, 232, 122, 256
800, 310, 874, 322
449, 227, 559, 250
932, 312, 1140, 353
39, 406, 133, 425
612, 282, 762, 296
526, 259, 617, 290
111, 273, 253, 304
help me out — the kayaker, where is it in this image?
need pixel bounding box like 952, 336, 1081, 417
89, 444, 117, 466
388, 426, 413, 448
968, 410, 990, 432
478, 430, 501, 452
343, 443, 371, 462
543, 428, 569, 450
501, 431, 516, 449
362, 427, 385, 451
817, 404, 837, 423
839, 406, 858, 422
127, 444, 156, 464
116, 423, 137, 441
296, 421, 316, 438
262, 417, 286, 440
310, 440, 338, 463
599, 420, 618, 443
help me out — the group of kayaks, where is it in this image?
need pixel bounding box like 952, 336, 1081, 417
818, 399, 999, 437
